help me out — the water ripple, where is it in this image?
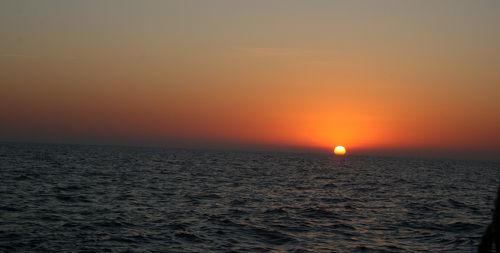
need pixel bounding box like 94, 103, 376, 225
0, 143, 499, 252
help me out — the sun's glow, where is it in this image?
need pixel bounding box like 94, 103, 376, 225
334, 146, 347, 156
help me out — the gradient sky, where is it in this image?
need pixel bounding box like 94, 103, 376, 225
1, 1, 499, 159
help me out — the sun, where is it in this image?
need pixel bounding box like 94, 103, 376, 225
334, 146, 346, 156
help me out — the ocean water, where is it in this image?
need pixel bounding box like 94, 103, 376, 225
0, 143, 499, 253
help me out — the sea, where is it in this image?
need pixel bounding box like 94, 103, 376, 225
0, 143, 499, 253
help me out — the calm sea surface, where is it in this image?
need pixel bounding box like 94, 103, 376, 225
0, 143, 499, 252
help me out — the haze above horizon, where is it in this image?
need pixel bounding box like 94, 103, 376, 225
1, 1, 499, 160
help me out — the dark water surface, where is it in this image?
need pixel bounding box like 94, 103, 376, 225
0, 143, 499, 252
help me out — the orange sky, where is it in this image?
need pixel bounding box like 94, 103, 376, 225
1, 1, 499, 158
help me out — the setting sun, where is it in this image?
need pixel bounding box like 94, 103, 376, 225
334, 146, 347, 156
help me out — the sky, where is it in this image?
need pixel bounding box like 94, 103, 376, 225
1, 1, 499, 159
